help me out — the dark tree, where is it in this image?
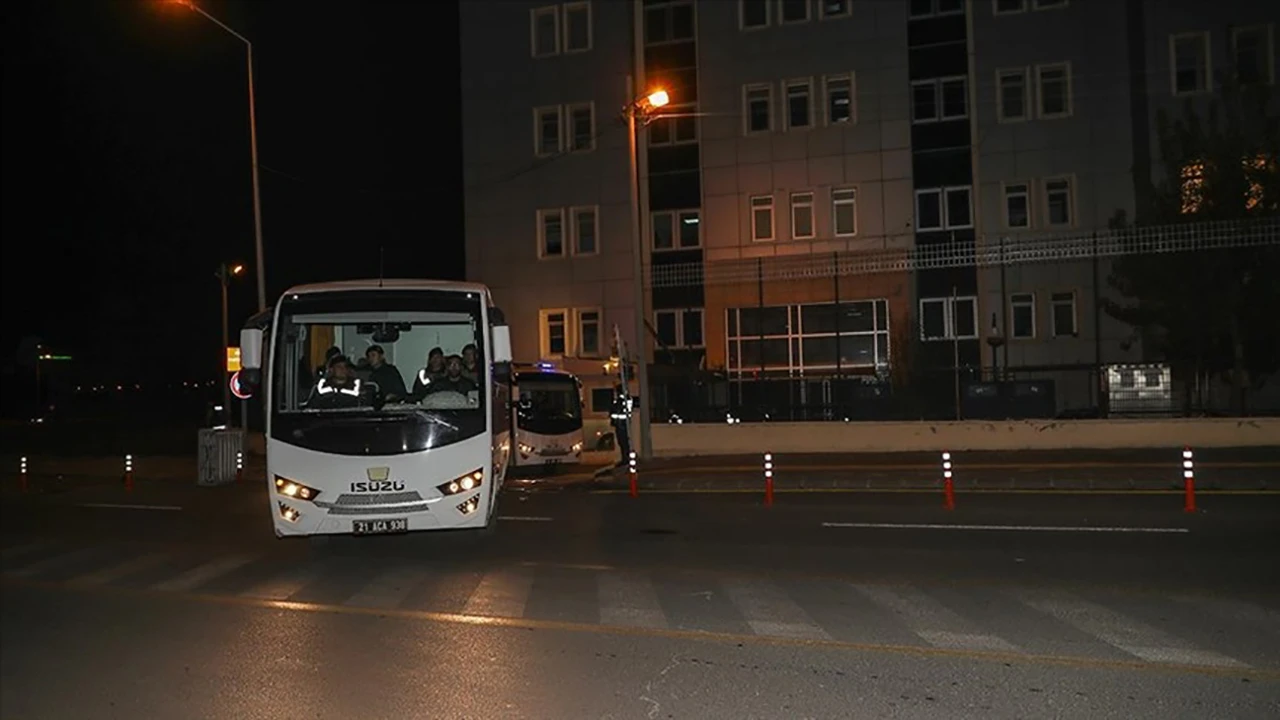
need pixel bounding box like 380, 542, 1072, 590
1103, 83, 1280, 413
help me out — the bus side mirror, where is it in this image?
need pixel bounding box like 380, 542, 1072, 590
491, 323, 512, 364
240, 328, 264, 370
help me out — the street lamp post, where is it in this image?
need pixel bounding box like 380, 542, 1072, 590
172, 1, 267, 312
622, 80, 669, 461
216, 263, 245, 426
987, 313, 1006, 382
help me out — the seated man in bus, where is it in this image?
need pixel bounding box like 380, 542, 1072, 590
304, 356, 370, 409
364, 344, 407, 401
460, 343, 480, 383
408, 347, 447, 401
421, 355, 476, 397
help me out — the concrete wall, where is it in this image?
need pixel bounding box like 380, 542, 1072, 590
651, 418, 1280, 455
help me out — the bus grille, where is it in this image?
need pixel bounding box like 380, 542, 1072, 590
315, 491, 432, 516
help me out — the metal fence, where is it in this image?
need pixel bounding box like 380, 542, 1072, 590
648, 364, 1280, 424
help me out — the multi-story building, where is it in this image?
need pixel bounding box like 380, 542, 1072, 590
461, 0, 1277, 424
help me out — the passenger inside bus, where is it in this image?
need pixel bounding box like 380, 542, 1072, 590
461, 343, 479, 383
409, 347, 448, 401
426, 355, 476, 396
304, 356, 371, 409
363, 344, 407, 401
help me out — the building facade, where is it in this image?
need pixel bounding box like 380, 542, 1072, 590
461, 0, 1277, 423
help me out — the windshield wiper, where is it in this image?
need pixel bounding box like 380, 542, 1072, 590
408, 408, 459, 431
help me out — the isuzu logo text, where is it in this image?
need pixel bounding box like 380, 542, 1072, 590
350, 479, 406, 492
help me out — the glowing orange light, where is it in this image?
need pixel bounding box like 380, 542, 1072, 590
231, 264, 245, 275
646, 90, 670, 108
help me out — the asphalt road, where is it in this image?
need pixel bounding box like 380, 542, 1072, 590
3, 477, 1280, 719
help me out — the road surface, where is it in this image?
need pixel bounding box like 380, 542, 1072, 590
3, 473, 1279, 718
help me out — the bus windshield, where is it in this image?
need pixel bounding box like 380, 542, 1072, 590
270, 289, 488, 455
514, 373, 581, 434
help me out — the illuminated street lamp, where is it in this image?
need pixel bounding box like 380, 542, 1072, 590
167, 0, 267, 312
621, 82, 670, 461
215, 262, 245, 424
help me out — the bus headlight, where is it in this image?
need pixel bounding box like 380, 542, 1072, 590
457, 496, 480, 515
437, 469, 483, 496
571, 442, 583, 453
279, 502, 302, 523
518, 443, 535, 456
274, 475, 321, 501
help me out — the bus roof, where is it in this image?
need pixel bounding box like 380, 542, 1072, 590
281, 279, 491, 297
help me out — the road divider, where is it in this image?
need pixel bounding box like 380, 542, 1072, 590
123, 454, 134, 493
19, 456, 27, 494
764, 453, 774, 507
628, 451, 638, 498
1183, 447, 1196, 513
942, 451, 955, 511
820, 522, 1191, 534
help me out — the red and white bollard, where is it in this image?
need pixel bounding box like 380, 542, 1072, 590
19, 456, 28, 494
236, 451, 244, 483
763, 453, 774, 507
628, 451, 638, 498
124, 454, 134, 492
1183, 446, 1196, 513
942, 451, 955, 511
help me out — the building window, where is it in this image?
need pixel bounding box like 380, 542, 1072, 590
740, 0, 769, 29
821, 0, 852, 19
648, 103, 697, 146
563, 2, 592, 53
744, 84, 773, 134
1233, 26, 1274, 86
531, 6, 559, 58
1036, 63, 1072, 118
916, 186, 972, 231
576, 308, 601, 356
541, 309, 568, 356
785, 79, 813, 130
652, 210, 700, 251
997, 68, 1028, 122
945, 187, 973, 229
915, 189, 943, 231
1033, 0, 1067, 9
533, 106, 561, 157
726, 300, 891, 374
832, 188, 857, 236
537, 209, 565, 258
1010, 293, 1035, 339
1004, 182, 1030, 228
567, 103, 594, 152
644, 2, 695, 45
570, 206, 598, 255
920, 297, 978, 341
655, 308, 704, 348
1171, 33, 1210, 95
779, 0, 810, 24
993, 0, 1026, 14
1050, 291, 1077, 337
1044, 177, 1073, 227
911, 77, 967, 123
910, 0, 964, 19
751, 195, 775, 241
790, 192, 815, 239
824, 74, 854, 124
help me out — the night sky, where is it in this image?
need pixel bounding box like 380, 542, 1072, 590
1, 0, 462, 389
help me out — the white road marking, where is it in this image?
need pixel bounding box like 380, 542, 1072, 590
239, 564, 322, 600
344, 567, 428, 609
1017, 591, 1248, 668
68, 551, 173, 588
78, 503, 183, 511
152, 554, 257, 593
723, 578, 831, 640
462, 566, 534, 618
853, 584, 1018, 653
498, 516, 553, 522
823, 522, 1189, 534
598, 572, 668, 629
4, 547, 105, 579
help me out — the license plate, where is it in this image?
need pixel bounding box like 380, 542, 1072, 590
352, 518, 408, 535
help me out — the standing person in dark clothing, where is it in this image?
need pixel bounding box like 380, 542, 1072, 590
609, 383, 633, 467
364, 344, 407, 401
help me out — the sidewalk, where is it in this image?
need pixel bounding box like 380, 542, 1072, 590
591, 447, 1280, 492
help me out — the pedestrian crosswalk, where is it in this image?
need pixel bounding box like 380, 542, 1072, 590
3, 538, 1277, 671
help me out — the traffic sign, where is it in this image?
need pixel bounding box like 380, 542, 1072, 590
229, 371, 252, 400
226, 346, 241, 373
